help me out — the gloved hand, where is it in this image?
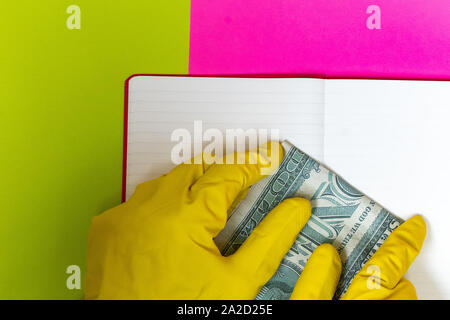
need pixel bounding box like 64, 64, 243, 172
85, 140, 426, 300
85, 142, 341, 299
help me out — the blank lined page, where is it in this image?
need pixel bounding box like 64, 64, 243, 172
324, 79, 450, 299
126, 76, 325, 200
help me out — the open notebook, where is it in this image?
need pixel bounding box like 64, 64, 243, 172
124, 75, 450, 299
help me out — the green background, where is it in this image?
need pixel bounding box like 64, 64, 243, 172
0, 1, 190, 299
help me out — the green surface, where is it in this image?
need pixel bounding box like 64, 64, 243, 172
0, 1, 190, 299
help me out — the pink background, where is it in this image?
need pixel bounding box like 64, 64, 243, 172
189, 0, 450, 79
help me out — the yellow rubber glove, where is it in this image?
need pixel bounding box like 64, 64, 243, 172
341, 215, 426, 300
290, 243, 342, 300
85, 142, 340, 299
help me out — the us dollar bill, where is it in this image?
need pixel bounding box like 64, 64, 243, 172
214, 141, 402, 299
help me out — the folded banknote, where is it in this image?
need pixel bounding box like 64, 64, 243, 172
214, 141, 402, 299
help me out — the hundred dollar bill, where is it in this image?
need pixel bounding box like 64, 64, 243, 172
214, 141, 402, 299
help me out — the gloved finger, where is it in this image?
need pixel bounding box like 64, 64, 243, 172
189, 141, 284, 236
230, 198, 311, 287
290, 243, 342, 300
341, 277, 417, 300
342, 215, 426, 298
382, 277, 418, 300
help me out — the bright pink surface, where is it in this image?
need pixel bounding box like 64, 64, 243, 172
189, 0, 450, 79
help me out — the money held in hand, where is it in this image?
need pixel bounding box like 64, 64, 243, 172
214, 141, 402, 299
